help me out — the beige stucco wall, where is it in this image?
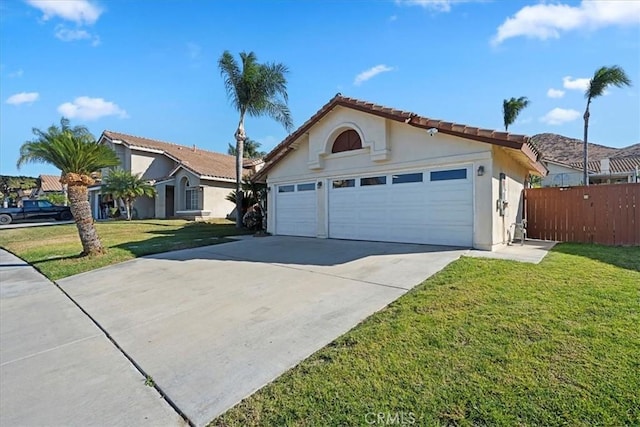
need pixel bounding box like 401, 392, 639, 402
489, 147, 529, 248
265, 107, 506, 249
202, 179, 236, 218
130, 151, 176, 180
133, 196, 155, 219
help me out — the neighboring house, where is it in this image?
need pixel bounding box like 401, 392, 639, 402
91, 131, 261, 220
574, 156, 640, 185
541, 160, 585, 187
254, 95, 547, 251
34, 174, 67, 199
533, 133, 640, 186
541, 156, 640, 187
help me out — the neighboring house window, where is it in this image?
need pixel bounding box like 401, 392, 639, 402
331, 130, 362, 153
186, 188, 198, 210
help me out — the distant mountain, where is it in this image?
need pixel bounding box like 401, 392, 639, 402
618, 143, 640, 157
531, 133, 624, 164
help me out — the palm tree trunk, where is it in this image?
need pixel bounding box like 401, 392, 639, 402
125, 199, 132, 221
234, 115, 246, 229
67, 184, 106, 256
583, 102, 591, 187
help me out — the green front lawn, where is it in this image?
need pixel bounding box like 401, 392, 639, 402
0, 219, 250, 280
213, 244, 639, 426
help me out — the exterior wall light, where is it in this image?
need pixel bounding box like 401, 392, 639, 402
477, 166, 485, 176
317, 181, 323, 189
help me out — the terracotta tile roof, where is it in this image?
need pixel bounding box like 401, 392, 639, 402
101, 131, 242, 180
257, 94, 546, 180
570, 155, 640, 175
39, 174, 64, 192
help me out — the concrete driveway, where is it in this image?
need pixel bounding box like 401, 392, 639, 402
57, 237, 466, 426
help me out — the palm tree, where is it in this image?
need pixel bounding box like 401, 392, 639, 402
503, 96, 530, 131
102, 169, 156, 220
582, 65, 632, 186
218, 50, 293, 227
227, 137, 267, 159
17, 118, 119, 256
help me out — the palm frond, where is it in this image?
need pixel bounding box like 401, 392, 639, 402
586, 65, 632, 100
17, 117, 119, 174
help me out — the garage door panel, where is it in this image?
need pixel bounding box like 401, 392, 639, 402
329, 166, 473, 247
275, 185, 316, 237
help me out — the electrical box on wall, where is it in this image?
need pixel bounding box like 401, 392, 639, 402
497, 172, 508, 216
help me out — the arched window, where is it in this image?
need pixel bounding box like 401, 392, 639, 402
331, 130, 362, 153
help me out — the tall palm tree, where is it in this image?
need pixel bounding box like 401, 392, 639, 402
102, 169, 156, 220
218, 50, 293, 228
503, 96, 530, 131
17, 118, 119, 256
582, 65, 632, 186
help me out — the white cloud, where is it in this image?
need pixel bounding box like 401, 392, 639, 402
8, 69, 24, 78
55, 26, 91, 41
354, 64, 395, 86
547, 88, 565, 98
26, 0, 102, 25
540, 108, 581, 125
395, 0, 479, 13
54, 25, 100, 45
57, 96, 128, 120
6, 92, 39, 105
389, 15, 398, 21
492, 1, 640, 45
562, 76, 590, 91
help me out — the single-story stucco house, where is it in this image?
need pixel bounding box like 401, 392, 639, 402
90, 131, 261, 220
542, 156, 640, 187
541, 159, 584, 187
254, 95, 547, 251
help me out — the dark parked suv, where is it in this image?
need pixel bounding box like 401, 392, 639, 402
0, 200, 73, 225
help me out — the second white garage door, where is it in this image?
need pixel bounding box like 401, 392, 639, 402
275, 182, 317, 237
329, 166, 473, 247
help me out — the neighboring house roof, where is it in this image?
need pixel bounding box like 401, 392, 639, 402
543, 159, 584, 172
571, 156, 640, 175
531, 133, 621, 164
257, 94, 546, 181
39, 174, 64, 192
101, 131, 250, 181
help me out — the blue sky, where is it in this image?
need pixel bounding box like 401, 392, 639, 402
1, 0, 639, 177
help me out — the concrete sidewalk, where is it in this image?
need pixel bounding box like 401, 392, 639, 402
0, 249, 183, 427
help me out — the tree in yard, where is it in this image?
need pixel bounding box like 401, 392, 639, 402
502, 96, 530, 131
227, 137, 267, 159
218, 50, 293, 228
17, 118, 120, 256
102, 169, 156, 220
582, 65, 632, 186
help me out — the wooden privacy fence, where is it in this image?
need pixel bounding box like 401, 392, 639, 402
525, 183, 640, 246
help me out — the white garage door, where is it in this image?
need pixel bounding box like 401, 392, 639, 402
275, 182, 317, 237
329, 166, 473, 247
